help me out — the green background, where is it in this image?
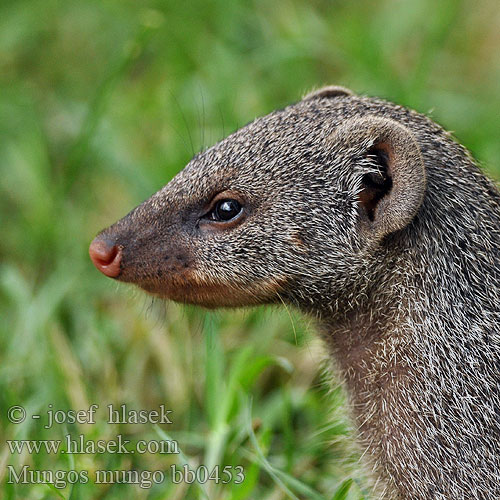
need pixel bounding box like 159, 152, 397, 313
1, 0, 499, 498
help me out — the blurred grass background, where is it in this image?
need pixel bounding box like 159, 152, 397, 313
0, 0, 499, 498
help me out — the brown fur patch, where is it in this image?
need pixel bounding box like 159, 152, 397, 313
141, 270, 287, 308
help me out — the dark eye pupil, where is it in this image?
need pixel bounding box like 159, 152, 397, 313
215, 199, 242, 221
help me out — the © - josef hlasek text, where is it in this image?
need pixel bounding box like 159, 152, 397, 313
43, 404, 173, 429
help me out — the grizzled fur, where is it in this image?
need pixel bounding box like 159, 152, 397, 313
92, 87, 500, 499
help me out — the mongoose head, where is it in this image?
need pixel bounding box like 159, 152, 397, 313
89, 86, 426, 310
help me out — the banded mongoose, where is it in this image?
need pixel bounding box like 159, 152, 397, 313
89, 86, 500, 499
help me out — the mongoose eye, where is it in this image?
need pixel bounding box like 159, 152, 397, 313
212, 199, 242, 222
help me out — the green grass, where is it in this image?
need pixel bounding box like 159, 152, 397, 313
0, 0, 499, 498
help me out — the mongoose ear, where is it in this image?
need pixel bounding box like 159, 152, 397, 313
302, 85, 354, 101
332, 116, 426, 239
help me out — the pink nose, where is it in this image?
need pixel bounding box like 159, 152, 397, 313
89, 238, 122, 278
